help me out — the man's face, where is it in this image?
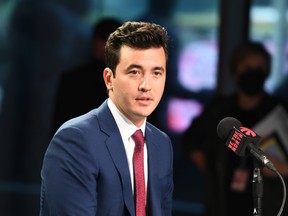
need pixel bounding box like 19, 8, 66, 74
233, 53, 268, 96
104, 45, 166, 127
234, 53, 268, 80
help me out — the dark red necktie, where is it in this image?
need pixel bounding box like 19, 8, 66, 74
132, 129, 146, 216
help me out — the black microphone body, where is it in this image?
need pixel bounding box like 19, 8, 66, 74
217, 117, 276, 172
217, 117, 288, 216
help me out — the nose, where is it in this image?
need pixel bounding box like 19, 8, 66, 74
139, 75, 151, 92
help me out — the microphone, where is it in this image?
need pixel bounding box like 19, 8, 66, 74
217, 117, 276, 172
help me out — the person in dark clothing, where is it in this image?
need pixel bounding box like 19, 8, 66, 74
182, 41, 288, 216
52, 18, 122, 134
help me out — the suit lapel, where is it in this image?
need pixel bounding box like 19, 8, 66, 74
145, 126, 160, 215
96, 101, 135, 215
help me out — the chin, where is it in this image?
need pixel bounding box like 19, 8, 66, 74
136, 110, 153, 119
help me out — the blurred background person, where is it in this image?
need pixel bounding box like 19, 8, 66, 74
0, 1, 92, 214
182, 41, 288, 216
52, 17, 122, 135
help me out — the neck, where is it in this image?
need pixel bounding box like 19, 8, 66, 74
237, 91, 264, 110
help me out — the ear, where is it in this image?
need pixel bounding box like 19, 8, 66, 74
103, 67, 113, 91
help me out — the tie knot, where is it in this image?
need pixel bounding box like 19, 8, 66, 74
132, 129, 144, 148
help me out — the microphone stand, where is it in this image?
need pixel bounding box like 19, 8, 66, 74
252, 161, 264, 216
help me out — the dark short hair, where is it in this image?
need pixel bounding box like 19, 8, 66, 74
230, 41, 271, 76
105, 21, 169, 74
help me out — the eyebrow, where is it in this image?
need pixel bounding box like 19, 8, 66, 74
126, 64, 165, 72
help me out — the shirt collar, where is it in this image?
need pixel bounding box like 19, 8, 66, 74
107, 98, 146, 139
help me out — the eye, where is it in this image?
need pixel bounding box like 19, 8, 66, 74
128, 70, 140, 76
153, 71, 163, 76
130, 70, 138, 74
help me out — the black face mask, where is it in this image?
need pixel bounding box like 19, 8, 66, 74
237, 68, 267, 96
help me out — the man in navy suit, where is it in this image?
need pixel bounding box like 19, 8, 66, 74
40, 21, 174, 215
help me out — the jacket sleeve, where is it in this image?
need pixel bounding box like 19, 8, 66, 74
40, 126, 97, 216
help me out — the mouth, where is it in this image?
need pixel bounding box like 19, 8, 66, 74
136, 96, 153, 105
137, 96, 151, 100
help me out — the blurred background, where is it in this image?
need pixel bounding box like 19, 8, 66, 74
0, 0, 287, 215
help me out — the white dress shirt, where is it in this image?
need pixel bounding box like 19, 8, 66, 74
107, 98, 148, 195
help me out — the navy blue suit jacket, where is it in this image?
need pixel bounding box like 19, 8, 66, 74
40, 100, 174, 215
